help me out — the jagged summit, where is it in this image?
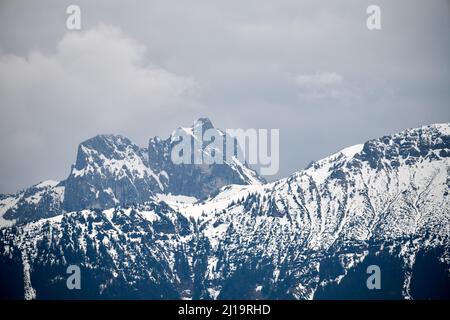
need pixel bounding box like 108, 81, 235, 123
193, 117, 214, 130
149, 118, 264, 199
169, 117, 215, 142
74, 134, 142, 170
300, 123, 450, 185
81, 133, 129, 144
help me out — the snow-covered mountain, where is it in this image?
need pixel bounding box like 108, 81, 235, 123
63, 134, 164, 213
0, 123, 449, 300
0, 118, 264, 226
0, 180, 65, 227
148, 117, 264, 199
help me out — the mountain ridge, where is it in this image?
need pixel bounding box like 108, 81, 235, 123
0, 118, 264, 227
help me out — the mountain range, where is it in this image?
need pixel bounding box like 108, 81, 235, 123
0, 118, 263, 227
0, 120, 449, 300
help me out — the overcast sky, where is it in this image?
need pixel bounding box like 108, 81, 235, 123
0, 0, 449, 193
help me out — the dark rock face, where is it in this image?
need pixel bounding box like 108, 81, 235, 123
147, 118, 263, 199
63, 134, 162, 212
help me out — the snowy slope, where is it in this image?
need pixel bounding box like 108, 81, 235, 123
181, 123, 450, 299
0, 180, 65, 227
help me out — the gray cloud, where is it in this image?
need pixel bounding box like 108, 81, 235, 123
0, 0, 449, 193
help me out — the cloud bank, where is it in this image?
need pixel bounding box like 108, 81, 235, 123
0, 24, 199, 192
